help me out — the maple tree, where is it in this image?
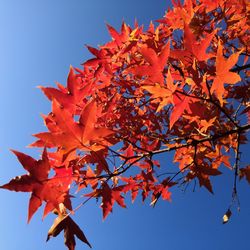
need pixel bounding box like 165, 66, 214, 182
1, 0, 250, 249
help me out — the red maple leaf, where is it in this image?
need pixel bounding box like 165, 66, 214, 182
127, 41, 170, 85
40, 66, 93, 113
0, 149, 71, 222
170, 24, 216, 63
169, 93, 193, 129
86, 182, 126, 219
239, 165, 250, 184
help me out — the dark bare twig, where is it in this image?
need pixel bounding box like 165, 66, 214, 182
231, 132, 241, 210
230, 63, 250, 73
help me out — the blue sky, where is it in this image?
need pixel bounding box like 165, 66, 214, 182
0, 1, 249, 250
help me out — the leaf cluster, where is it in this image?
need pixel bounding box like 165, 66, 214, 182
1, 0, 250, 249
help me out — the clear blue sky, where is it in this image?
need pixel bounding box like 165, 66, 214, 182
0, 1, 249, 250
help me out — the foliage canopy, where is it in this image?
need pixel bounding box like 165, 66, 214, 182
1, 0, 250, 249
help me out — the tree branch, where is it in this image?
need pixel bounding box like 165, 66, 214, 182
230, 63, 250, 73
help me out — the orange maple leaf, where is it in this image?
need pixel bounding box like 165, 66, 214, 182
142, 69, 177, 112
32, 100, 114, 155
210, 41, 241, 105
